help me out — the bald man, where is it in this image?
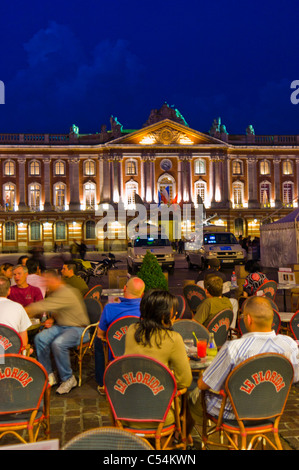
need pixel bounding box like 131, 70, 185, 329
94, 277, 145, 394
187, 296, 299, 428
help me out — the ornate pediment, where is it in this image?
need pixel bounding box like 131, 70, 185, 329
108, 119, 227, 147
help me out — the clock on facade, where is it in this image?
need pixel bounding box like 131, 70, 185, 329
160, 159, 172, 171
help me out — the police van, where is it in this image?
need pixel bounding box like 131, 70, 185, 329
127, 231, 175, 274
186, 229, 246, 269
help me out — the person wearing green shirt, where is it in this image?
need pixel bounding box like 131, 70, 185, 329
193, 274, 232, 327
61, 262, 89, 297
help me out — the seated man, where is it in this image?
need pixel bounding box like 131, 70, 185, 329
26, 258, 46, 298
94, 276, 145, 394
8, 264, 43, 307
0, 275, 32, 351
187, 296, 299, 432
196, 258, 227, 284
61, 262, 89, 297
193, 274, 233, 327
25, 269, 90, 394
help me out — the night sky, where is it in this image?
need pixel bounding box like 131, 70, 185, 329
0, 0, 298, 136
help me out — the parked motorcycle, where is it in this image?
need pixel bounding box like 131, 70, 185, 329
75, 253, 121, 284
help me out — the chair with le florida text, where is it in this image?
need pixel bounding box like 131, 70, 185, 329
0, 353, 50, 444
201, 353, 294, 450
206, 309, 234, 348
289, 310, 299, 341
104, 354, 188, 450
105, 315, 139, 361
183, 284, 206, 315
0, 323, 23, 355
255, 280, 278, 301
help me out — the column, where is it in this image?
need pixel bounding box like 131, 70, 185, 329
247, 157, 259, 208
43, 158, 53, 211
17, 158, 28, 211
68, 157, 81, 211
273, 158, 281, 206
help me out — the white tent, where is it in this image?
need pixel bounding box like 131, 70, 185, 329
260, 208, 299, 268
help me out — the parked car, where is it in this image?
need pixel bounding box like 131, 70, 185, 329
186, 231, 246, 269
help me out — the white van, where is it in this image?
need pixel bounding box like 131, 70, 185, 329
186, 231, 246, 269
127, 233, 175, 274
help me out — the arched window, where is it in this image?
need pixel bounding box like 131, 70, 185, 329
84, 182, 96, 209
157, 173, 176, 202
126, 159, 137, 176
4, 221, 16, 241
54, 182, 66, 209
85, 220, 96, 240
29, 183, 41, 210
55, 221, 66, 240
282, 160, 293, 175
125, 179, 138, 208
260, 181, 271, 207
194, 159, 206, 175
29, 160, 40, 176
3, 183, 16, 210
30, 221, 41, 241
84, 160, 96, 176
194, 180, 207, 205
54, 160, 65, 176
260, 160, 270, 175
232, 181, 244, 207
283, 181, 294, 206
232, 160, 243, 175
4, 160, 15, 176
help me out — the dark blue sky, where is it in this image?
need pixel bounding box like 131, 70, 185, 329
0, 0, 298, 136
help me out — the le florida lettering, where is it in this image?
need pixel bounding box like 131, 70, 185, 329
0, 367, 33, 387
240, 369, 285, 394
0, 335, 12, 351
114, 371, 165, 396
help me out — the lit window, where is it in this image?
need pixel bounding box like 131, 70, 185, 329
54, 183, 66, 209
29, 160, 40, 176
29, 183, 41, 210
194, 180, 206, 204
282, 160, 293, 175
283, 182, 294, 206
260, 181, 271, 206
54, 161, 65, 176
232, 160, 243, 175
84, 182, 96, 209
232, 182, 244, 207
126, 180, 138, 207
126, 160, 137, 175
84, 160, 96, 176
260, 160, 270, 175
194, 159, 206, 175
4, 160, 15, 176
3, 183, 15, 210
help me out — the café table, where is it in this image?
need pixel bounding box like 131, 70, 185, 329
101, 288, 124, 304
277, 283, 299, 311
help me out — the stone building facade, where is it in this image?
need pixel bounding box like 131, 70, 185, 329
0, 103, 298, 252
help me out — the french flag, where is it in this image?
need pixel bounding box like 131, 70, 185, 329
158, 186, 170, 205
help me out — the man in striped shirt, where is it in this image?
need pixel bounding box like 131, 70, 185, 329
188, 296, 299, 425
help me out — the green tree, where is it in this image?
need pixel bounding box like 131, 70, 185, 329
137, 250, 168, 292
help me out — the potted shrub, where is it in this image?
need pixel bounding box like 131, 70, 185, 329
137, 250, 168, 291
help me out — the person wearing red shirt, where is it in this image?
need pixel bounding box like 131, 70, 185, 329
8, 264, 43, 307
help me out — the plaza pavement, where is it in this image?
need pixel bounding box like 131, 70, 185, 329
1, 252, 299, 450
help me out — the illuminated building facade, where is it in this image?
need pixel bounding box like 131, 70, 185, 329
0, 103, 298, 252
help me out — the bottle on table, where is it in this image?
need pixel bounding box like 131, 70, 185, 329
231, 271, 237, 288
207, 332, 217, 357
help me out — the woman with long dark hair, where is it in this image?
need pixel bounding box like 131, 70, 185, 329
124, 289, 193, 444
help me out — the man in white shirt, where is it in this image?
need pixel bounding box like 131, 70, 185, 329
187, 296, 299, 430
0, 275, 32, 349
